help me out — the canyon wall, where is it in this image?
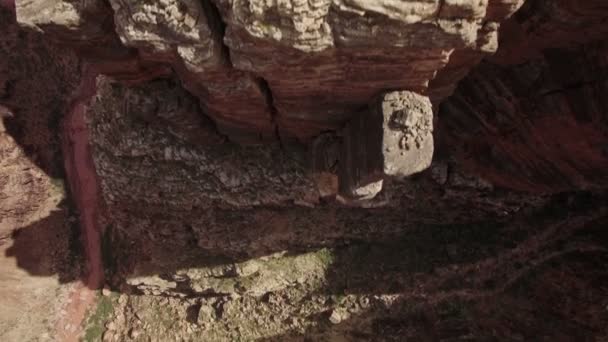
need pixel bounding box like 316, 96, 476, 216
439, 0, 608, 193
1, 0, 608, 340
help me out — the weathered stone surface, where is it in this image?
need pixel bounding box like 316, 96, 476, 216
214, 0, 522, 138
429, 0, 524, 104
340, 91, 433, 200
85, 78, 547, 294
89, 77, 317, 210
15, 0, 173, 82
16, 0, 110, 41
13, 0, 524, 142
439, 0, 608, 193
1, 5, 81, 176
108, 0, 223, 71
378, 92, 434, 177
4, 1, 608, 340
7, 0, 607, 284
486, 0, 524, 21
0, 8, 88, 341
128, 249, 331, 297
440, 43, 608, 193
492, 0, 608, 64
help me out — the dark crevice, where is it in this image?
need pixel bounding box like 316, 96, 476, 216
257, 77, 284, 147
186, 302, 202, 323
200, 0, 233, 68
274, 122, 283, 146
101, 224, 116, 282
436, 0, 446, 20
97, 0, 138, 54
0, 79, 16, 100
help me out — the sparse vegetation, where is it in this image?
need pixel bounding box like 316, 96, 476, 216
83, 293, 117, 342
315, 248, 334, 267
49, 177, 66, 197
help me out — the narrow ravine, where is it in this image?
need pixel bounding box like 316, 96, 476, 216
56, 71, 104, 342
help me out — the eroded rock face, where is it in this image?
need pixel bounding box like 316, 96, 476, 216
492, 0, 608, 64
440, 44, 608, 193
214, 0, 523, 138
108, 0, 223, 70
3, 0, 606, 277
439, 0, 608, 193
14, 0, 524, 143
340, 91, 434, 200
1, 4, 81, 177
106, 0, 275, 141
3, 0, 608, 340
85, 77, 547, 297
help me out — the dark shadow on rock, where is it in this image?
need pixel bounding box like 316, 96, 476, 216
258, 209, 608, 341
322, 220, 515, 296
4, 202, 83, 284
324, 190, 603, 296
94, 190, 603, 294
0, 5, 86, 287
0, 6, 81, 178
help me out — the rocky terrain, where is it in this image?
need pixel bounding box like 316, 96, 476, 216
1, 0, 608, 341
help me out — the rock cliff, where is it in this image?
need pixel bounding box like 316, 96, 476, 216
1, 0, 608, 340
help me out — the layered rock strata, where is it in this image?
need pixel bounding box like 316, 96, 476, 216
439, 0, 608, 193
86, 77, 547, 295
15, 0, 525, 143
3, 0, 608, 340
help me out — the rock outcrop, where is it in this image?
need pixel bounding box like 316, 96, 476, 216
2, 0, 608, 341
6, 0, 608, 298
439, 0, 608, 193
87, 77, 543, 284
15, 0, 525, 143
340, 91, 434, 200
